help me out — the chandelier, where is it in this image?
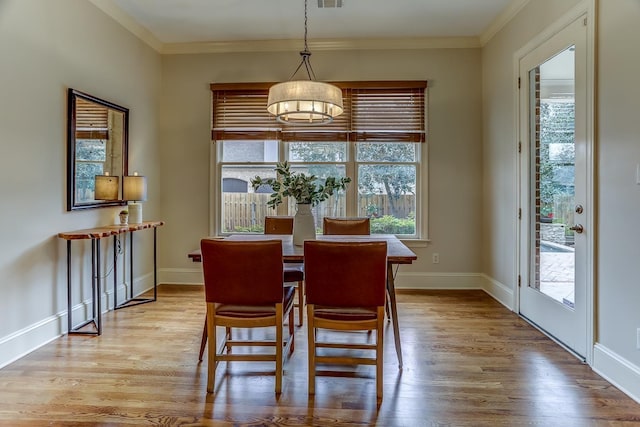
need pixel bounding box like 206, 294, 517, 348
266, 0, 343, 125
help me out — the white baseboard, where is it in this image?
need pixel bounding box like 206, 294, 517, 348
0, 313, 63, 369
395, 271, 514, 310
592, 343, 640, 404
160, 269, 493, 292
480, 273, 514, 310
158, 270, 498, 289
159, 267, 203, 285
395, 271, 487, 290
0, 272, 155, 369
0, 296, 102, 369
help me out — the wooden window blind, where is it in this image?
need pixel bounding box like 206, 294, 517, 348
211, 81, 426, 143
75, 98, 109, 139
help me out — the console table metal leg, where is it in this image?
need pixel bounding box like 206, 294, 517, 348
66, 240, 72, 334
113, 235, 118, 309
387, 262, 403, 369
153, 227, 158, 300
115, 228, 157, 309
95, 238, 102, 335
91, 239, 96, 320
67, 238, 101, 335
129, 231, 134, 299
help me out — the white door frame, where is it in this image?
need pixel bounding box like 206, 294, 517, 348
513, 0, 596, 365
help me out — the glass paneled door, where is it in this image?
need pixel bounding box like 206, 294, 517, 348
518, 15, 591, 359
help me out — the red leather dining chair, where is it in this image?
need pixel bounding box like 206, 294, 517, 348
264, 216, 305, 326
304, 240, 387, 400
322, 216, 391, 318
197, 217, 304, 361
264, 215, 294, 234
322, 217, 370, 235
200, 238, 295, 394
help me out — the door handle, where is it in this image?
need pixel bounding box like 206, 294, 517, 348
569, 224, 584, 233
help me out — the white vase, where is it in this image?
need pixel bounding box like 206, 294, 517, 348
293, 203, 316, 246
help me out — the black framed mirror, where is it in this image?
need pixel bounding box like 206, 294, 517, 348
67, 88, 128, 210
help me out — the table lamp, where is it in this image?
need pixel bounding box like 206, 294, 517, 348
94, 172, 119, 200
123, 172, 147, 224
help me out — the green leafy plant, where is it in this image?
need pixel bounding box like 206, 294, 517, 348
251, 161, 351, 208
119, 210, 128, 215
370, 215, 416, 234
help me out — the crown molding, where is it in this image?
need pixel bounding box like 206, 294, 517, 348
479, 0, 531, 46
89, 0, 164, 52
160, 37, 481, 55
90, 0, 492, 55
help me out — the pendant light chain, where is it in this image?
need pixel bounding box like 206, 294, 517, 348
266, 0, 344, 124
289, 0, 316, 81
304, 0, 309, 52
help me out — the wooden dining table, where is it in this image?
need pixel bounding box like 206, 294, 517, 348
188, 234, 417, 368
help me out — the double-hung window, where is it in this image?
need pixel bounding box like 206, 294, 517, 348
212, 81, 427, 238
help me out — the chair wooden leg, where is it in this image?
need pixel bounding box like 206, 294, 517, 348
297, 280, 304, 326
275, 303, 283, 394
376, 306, 384, 400
198, 316, 207, 361
206, 304, 217, 393
307, 304, 316, 395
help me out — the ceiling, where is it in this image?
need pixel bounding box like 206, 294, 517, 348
92, 0, 529, 53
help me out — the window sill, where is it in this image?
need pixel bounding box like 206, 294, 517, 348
399, 238, 430, 248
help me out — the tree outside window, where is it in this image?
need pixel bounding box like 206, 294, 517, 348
539, 100, 575, 232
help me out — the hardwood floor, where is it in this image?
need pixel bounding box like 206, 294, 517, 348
0, 285, 638, 426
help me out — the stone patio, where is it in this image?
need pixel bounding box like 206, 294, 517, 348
539, 242, 575, 307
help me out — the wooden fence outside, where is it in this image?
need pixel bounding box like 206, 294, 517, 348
359, 194, 415, 218
222, 193, 415, 232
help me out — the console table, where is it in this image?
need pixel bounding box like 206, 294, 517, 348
58, 220, 164, 335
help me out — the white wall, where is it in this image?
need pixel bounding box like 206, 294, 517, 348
593, 0, 640, 401
157, 48, 485, 288
482, 0, 582, 292
483, 0, 640, 403
0, 0, 161, 368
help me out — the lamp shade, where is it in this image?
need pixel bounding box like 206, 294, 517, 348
122, 174, 147, 202
94, 174, 119, 200
267, 80, 343, 125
